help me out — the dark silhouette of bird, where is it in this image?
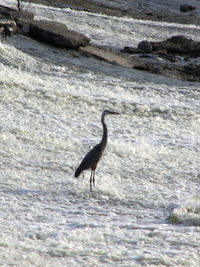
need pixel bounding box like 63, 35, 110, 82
74, 110, 120, 191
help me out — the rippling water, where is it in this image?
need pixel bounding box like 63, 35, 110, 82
1, 0, 200, 266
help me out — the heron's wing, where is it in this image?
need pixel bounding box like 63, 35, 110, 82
77, 144, 103, 172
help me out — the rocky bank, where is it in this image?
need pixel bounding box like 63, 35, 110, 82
1, 1, 200, 82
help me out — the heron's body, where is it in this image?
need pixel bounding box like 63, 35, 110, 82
75, 143, 103, 177
74, 110, 119, 191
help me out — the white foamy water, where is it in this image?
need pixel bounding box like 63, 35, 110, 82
1, 0, 200, 266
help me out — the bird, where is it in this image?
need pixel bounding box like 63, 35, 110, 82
74, 110, 120, 192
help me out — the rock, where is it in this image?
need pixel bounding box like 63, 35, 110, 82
183, 64, 200, 81
28, 20, 90, 48
0, 9, 13, 20
184, 63, 200, 75
0, 8, 18, 36
1, 3, 200, 82
120, 35, 200, 81
0, 5, 34, 37
167, 35, 189, 44
180, 5, 196, 12
0, 20, 16, 36
184, 57, 190, 62
155, 50, 179, 62
13, 10, 34, 26
0, 4, 34, 23
0, 5, 90, 49
164, 36, 200, 56
16, 18, 31, 33
79, 45, 145, 68
121, 46, 142, 53
139, 54, 152, 59
135, 62, 161, 74
1, 24, 13, 37
138, 41, 152, 53
135, 35, 200, 57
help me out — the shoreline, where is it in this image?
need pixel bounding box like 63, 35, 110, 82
24, 0, 200, 25
2, 1, 200, 82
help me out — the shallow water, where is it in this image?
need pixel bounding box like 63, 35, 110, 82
1, 0, 200, 266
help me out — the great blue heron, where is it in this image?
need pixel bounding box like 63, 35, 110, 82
74, 110, 120, 191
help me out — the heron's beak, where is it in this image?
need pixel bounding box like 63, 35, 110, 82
110, 111, 120, 115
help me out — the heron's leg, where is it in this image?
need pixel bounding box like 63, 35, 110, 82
82, 172, 84, 179
90, 169, 93, 192
91, 164, 97, 187
92, 169, 96, 187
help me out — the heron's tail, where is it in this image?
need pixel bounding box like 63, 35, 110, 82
74, 167, 82, 177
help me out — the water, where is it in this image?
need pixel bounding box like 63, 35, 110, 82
1, 0, 200, 266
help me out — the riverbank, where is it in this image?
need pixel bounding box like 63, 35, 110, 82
24, 0, 200, 25
2, 0, 200, 81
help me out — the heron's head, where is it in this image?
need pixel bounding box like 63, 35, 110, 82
103, 110, 120, 117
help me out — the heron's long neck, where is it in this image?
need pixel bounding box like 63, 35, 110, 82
100, 115, 107, 150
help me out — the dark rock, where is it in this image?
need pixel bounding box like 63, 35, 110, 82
145, 12, 153, 16
0, 10, 13, 20
11, 12, 34, 35
165, 36, 200, 56
13, 10, 34, 25
140, 54, 152, 59
0, 19, 16, 35
0, 5, 34, 23
28, 20, 90, 48
0, 7, 18, 36
1, 24, 12, 37
15, 18, 31, 33
136, 35, 200, 57
182, 63, 200, 81
135, 62, 161, 74
167, 35, 188, 44
0, 5, 34, 36
180, 5, 196, 12
184, 57, 190, 62
121, 46, 142, 53
136, 62, 153, 71
155, 50, 179, 62
120, 35, 200, 81
184, 62, 200, 72
0, 5, 89, 49
0, 5, 90, 49
138, 41, 152, 53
